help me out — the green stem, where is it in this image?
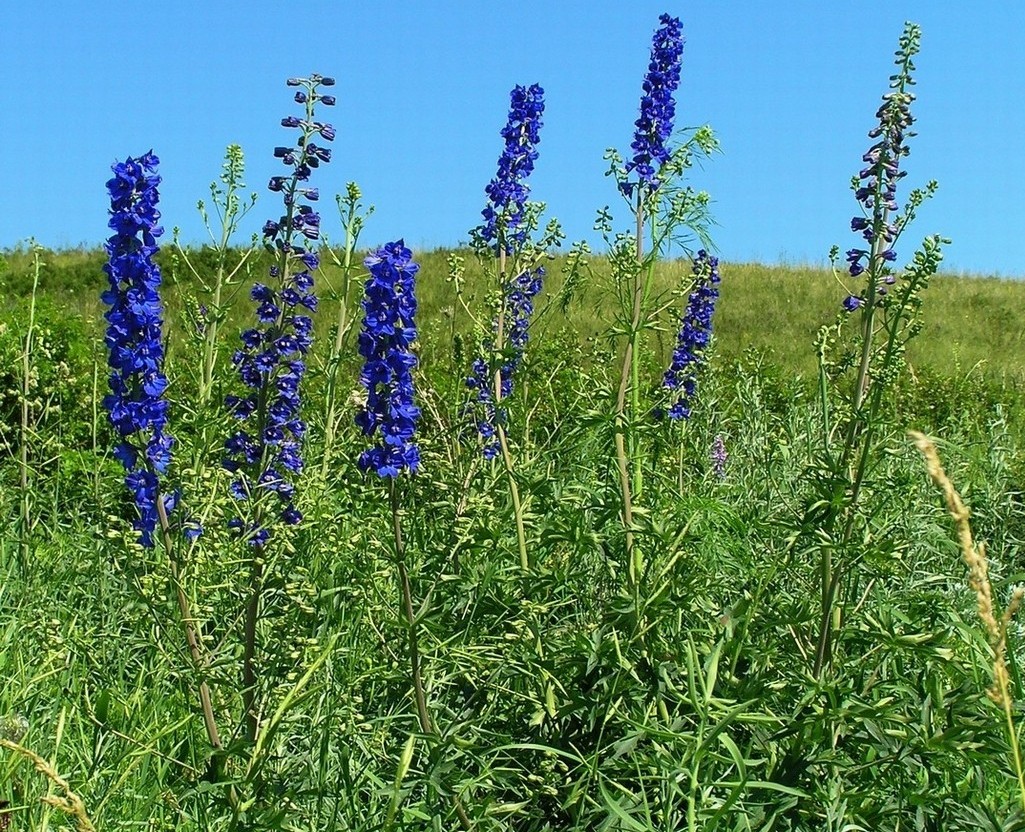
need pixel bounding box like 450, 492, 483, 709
630, 191, 646, 500
676, 420, 687, 496
1001, 687, 1025, 812
198, 229, 230, 408
242, 543, 264, 745
154, 494, 224, 765
814, 185, 892, 676
388, 480, 474, 831
321, 202, 358, 479
493, 245, 529, 570
18, 248, 41, 571
615, 190, 647, 606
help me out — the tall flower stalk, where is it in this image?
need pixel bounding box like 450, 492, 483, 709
101, 152, 223, 760
613, 13, 685, 589
813, 23, 946, 676
356, 240, 421, 478
222, 75, 335, 743
103, 152, 175, 549
18, 244, 43, 571
467, 83, 547, 571
356, 241, 473, 830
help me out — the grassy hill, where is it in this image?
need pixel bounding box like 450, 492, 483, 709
1, 245, 1023, 383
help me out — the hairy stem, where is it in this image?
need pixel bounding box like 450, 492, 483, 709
813, 196, 891, 677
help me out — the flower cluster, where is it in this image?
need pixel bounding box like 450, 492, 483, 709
843, 29, 918, 310
478, 84, 545, 253
356, 240, 421, 478
624, 14, 684, 195
101, 152, 174, 548
710, 434, 728, 479
504, 267, 545, 382
223, 75, 335, 544
465, 268, 545, 457
662, 250, 720, 420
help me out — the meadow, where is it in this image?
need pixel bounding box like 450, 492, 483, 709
3, 18, 1025, 832
3, 246, 1024, 383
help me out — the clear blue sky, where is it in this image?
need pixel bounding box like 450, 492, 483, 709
2, 2, 1022, 276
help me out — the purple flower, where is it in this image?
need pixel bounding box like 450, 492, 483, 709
662, 250, 720, 420
356, 241, 421, 477
711, 434, 727, 479
101, 151, 173, 548
845, 46, 915, 286
624, 14, 685, 195
223, 75, 334, 543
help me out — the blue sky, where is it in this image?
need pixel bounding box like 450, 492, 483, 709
2, 2, 1022, 276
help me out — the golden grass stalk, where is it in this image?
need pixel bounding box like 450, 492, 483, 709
910, 431, 1025, 809
0, 738, 96, 831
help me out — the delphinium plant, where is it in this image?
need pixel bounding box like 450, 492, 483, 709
355, 240, 474, 830
221, 74, 335, 744
811, 22, 947, 675
600, 12, 716, 607
101, 152, 223, 762
465, 83, 562, 570
659, 249, 721, 490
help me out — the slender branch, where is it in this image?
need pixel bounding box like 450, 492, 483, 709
614, 189, 646, 591
154, 495, 223, 756
18, 248, 42, 571
242, 542, 265, 745
493, 244, 529, 570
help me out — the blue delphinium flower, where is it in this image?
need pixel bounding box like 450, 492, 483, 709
223, 75, 335, 544
465, 356, 500, 459
477, 84, 545, 254
662, 250, 720, 420
101, 151, 177, 548
624, 14, 685, 195
504, 267, 545, 379
465, 267, 545, 456
466, 84, 546, 456
356, 240, 421, 477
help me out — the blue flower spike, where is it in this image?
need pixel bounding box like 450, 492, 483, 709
356, 240, 422, 478
624, 14, 685, 196
102, 151, 176, 548
662, 250, 720, 420
223, 75, 335, 544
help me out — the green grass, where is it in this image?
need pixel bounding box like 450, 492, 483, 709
3, 245, 1024, 382
1, 245, 1024, 830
